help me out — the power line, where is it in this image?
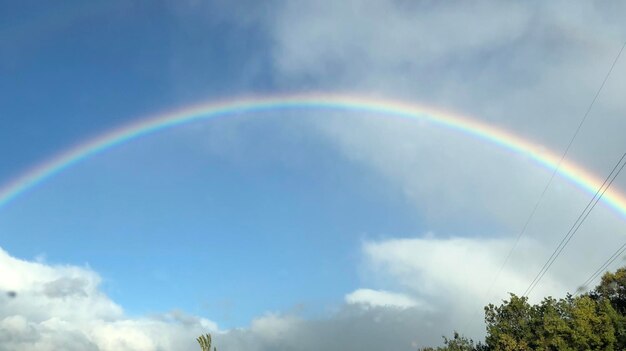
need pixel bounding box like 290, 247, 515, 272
520, 41, 626, 296
462, 40, 626, 335
523, 152, 626, 297
482, 41, 626, 299
575, 241, 626, 295
481, 42, 626, 298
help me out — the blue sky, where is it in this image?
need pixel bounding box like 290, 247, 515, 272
0, 114, 427, 326
0, 0, 275, 181
1, 1, 626, 350
0, 1, 435, 329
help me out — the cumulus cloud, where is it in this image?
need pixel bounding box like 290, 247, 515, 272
0, 243, 460, 349
219, 307, 447, 351
342, 233, 624, 339
218, 233, 624, 349
345, 289, 422, 309
0, 247, 218, 351
217, 234, 572, 349
361, 236, 562, 300
42, 277, 89, 299
1, 229, 621, 350
249, 313, 300, 341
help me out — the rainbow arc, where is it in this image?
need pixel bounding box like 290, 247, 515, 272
1, 94, 624, 220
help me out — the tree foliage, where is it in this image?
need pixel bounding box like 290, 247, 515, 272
484, 293, 617, 350
420, 267, 626, 351
419, 331, 488, 351
197, 333, 217, 351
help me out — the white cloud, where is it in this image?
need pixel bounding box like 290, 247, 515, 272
0, 247, 218, 351
345, 289, 421, 309
352, 230, 626, 339
218, 306, 447, 351
249, 313, 300, 341
362, 236, 563, 307
0, 245, 451, 350
2, 227, 623, 350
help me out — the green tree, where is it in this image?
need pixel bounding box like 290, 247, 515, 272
419, 331, 488, 351
592, 267, 626, 314
484, 293, 617, 350
484, 294, 533, 350
590, 268, 626, 348
197, 333, 217, 351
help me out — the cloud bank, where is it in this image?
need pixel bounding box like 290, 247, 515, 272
0, 247, 217, 351
0, 233, 588, 350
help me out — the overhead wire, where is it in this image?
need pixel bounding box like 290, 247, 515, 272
462, 40, 626, 335
576, 241, 626, 295
482, 41, 626, 301
523, 151, 626, 297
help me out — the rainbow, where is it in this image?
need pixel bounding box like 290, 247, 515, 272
0, 93, 625, 220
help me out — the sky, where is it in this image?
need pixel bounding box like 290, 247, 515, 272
1, 1, 626, 350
